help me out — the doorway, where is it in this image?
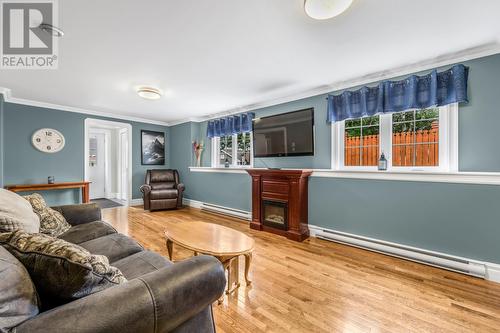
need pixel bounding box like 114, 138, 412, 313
84, 118, 132, 205
88, 131, 107, 199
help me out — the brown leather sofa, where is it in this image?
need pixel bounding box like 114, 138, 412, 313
1, 203, 225, 333
140, 169, 185, 211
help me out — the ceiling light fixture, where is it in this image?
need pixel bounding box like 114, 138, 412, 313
39, 23, 64, 37
137, 86, 163, 100
304, 0, 353, 20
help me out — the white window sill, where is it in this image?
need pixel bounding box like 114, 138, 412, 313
189, 166, 500, 185
189, 167, 252, 174
311, 170, 500, 185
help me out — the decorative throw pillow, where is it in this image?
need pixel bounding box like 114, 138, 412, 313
23, 193, 71, 237
0, 246, 39, 332
0, 188, 40, 233
0, 230, 127, 310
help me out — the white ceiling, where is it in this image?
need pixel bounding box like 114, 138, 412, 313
1, 0, 500, 124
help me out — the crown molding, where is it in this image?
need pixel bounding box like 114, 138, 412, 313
169, 42, 500, 127
0, 87, 12, 100
167, 117, 204, 127
0, 87, 170, 127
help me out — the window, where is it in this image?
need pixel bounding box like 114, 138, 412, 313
236, 133, 252, 166
344, 115, 379, 166
333, 104, 457, 172
392, 109, 439, 167
218, 135, 233, 166
212, 132, 253, 168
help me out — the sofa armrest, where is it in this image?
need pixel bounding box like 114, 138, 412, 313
140, 255, 224, 331
140, 184, 152, 210
140, 184, 152, 194
176, 183, 185, 208
52, 203, 102, 226
15, 255, 226, 333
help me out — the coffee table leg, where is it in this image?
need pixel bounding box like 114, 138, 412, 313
217, 258, 229, 304
225, 257, 240, 295
244, 252, 252, 285
166, 239, 173, 261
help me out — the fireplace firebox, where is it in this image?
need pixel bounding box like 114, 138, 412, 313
262, 200, 288, 230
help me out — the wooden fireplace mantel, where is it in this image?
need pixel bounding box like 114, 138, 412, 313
246, 169, 312, 242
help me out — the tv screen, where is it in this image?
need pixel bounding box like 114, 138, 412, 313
253, 108, 314, 157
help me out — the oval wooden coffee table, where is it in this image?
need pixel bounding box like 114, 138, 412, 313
164, 221, 255, 298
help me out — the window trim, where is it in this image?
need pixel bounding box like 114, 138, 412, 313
211, 132, 254, 168
331, 103, 458, 173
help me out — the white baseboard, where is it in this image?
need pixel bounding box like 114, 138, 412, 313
183, 198, 203, 209
183, 198, 251, 220
129, 198, 143, 206
309, 224, 500, 283
485, 263, 500, 283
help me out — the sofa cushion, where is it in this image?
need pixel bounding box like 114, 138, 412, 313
23, 193, 71, 237
112, 251, 172, 280
150, 189, 178, 200
0, 246, 39, 332
52, 203, 102, 226
58, 221, 117, 244
150, 169, 175, 183
0, 188, 40, 233
0, 230, 126, 310
79, 233, 143, 263
150, 182, 175, 190
150, 199, 178, 211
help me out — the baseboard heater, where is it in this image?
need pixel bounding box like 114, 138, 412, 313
200, 203, 252, 221
312, 227, 486, 278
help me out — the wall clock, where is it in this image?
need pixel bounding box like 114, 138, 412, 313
32, 128, 66, 153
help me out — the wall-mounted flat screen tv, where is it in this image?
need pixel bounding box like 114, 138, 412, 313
253, 108, 314, 158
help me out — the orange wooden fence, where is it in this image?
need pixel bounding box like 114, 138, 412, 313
345, 129, 438, 166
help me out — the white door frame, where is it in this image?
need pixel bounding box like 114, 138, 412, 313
88, 129, 111, 199
118, 127, 129, 201
84, 118, 133, 205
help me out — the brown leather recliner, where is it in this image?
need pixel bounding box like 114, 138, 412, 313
140, 169, 185, 211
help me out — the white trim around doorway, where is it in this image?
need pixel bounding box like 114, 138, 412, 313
84, 118, 133, 205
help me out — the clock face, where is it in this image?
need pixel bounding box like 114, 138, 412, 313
32, 128, 65, 153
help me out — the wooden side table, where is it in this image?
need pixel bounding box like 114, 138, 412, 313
6, 181, 91, 203
164, 221, 255, 300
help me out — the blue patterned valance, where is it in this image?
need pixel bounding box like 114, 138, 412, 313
327, 64, 469, 123
206, 112, 255, 138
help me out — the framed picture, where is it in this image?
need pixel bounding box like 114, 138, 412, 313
141, 130, 165, 165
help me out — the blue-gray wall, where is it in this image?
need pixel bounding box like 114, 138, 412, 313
2, 102, 169, 205
169, 122, 191, 179
0, 95, 4, 188
170, 53, 500, 263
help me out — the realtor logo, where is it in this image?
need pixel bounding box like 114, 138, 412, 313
1, 0, 59, 69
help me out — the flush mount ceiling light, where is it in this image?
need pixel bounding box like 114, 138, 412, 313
137, 86, 163, 100
304, 0, 353, 20
39, 23, 64, 37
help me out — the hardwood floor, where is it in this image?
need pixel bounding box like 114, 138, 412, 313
102, 206, 500, 333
